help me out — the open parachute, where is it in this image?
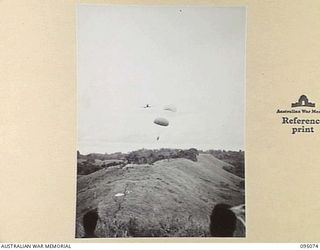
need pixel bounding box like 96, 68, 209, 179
163, 104, 177, 112
143, 104, 176, 141
153, 117, 169, 126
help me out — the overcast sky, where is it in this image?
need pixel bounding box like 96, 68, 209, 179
77, 5, 245, 154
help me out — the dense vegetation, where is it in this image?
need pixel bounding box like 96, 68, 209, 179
77, 148, 199, 175
77, 148, 244, 177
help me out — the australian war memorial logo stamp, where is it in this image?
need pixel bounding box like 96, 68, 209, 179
277, 95, 320, 134
291, 95, 315, 108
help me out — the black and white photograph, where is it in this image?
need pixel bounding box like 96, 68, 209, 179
76, 5, 245, 238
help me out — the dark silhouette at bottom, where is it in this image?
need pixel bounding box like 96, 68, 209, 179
83, 210, 99, 238
210, 203, 237, 237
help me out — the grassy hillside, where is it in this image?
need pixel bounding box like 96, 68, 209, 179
76, 153, 244, 237
206, 150, 245, 178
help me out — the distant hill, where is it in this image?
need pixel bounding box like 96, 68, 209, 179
76, 153, 244, 237
205, 150, 244, 178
